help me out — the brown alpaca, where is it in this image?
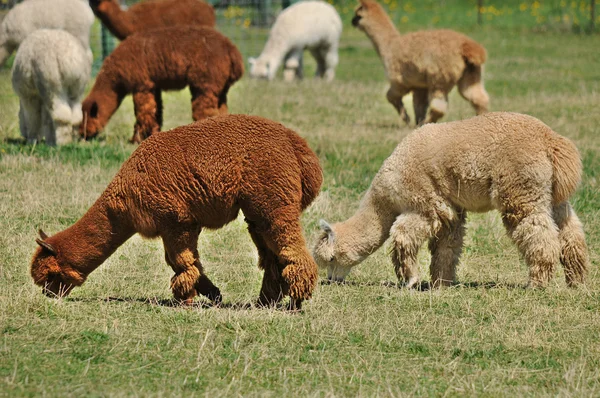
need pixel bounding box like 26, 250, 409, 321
89, 0, 216, 40
80, 26, 244, 143
352, 0, 490, 125
32, 115, 323, 310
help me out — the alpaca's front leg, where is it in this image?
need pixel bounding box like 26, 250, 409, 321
386, 84, 411, 125
131, 90, 161, 143
423, 89, 449, 124
190, 86, 220, 120
412, 89, 429, 126
390, 213, 436, 288
19, 98, 43, 144
428, 210, 466, 288
283, 49, 303, 82
162, 227, 222, 305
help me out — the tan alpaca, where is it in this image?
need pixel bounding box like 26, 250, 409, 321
313, 112, 589, 289
352, 0, 490, 125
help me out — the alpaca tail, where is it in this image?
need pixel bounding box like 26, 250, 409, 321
461, 40, 487, 66
549, 133, 582, 205
289, 134, 323, 210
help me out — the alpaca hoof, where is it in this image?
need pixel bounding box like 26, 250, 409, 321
287, 298, 303, 312
399, 109, 410, 125
205, 289, 222, 306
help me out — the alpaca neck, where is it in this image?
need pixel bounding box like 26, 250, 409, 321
335, 189, 397, 264
49, 199, 134, 277
90, 75, 126, 130
95, 1, 133, 40
362, 13, 400, 61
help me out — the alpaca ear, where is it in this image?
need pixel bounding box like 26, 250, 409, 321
38, 229, 49, 240
319, 219, 335, 244
36, 238, 57, 255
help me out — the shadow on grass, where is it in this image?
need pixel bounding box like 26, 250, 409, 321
65, 296, 303, 312
320, 279, 524, 291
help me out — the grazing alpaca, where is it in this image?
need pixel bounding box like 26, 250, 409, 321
89, 0, 216, 40
0, 0, 94, 66
249, 1, 342, 82
32, 115, 323, 310
80, 26, 244, 143
313, 113, 589, 289
352, 0, 489, 125
12, 29, 92, 146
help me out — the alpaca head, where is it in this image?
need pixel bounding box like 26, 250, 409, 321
312, 220, 361, 282
30, 230, 85, 298
248, 57, 274, 80
352, 0, 388, 31
80, 98, 103, 140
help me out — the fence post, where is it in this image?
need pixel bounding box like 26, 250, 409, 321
101, 24, 114, 60
477, 0, 483, 25
592, 0, 596, 32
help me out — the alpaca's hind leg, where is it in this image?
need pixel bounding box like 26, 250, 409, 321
424, 89, 449, 124
502, 206, 560, 288
0, 41, 16, 66
321, 45, 339, 81
412, 89, 429, 126
390, 213, 437, 288
429, 210, 466, 287
553, 202, 589, 286
387, 83, 411, 125
162, 227, 222, 304
247, 219, 288, 307
19, 98, 42, 144
190, 86, 220, 120
131, 90, 161, 143
309, 48, 326, 78
458, 64, 489, 115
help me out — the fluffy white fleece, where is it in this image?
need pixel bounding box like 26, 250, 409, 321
249, 1, 342, 82
0, 0, 94, 66
12, 29, 92, 146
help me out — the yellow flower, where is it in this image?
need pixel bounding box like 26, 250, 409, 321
243, 18, 251, 28
519, 3, 527, 11
431, 16, 440, 24
401, 15, 409, 23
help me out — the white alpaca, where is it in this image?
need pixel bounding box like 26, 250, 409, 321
0, 0, 94, 66
12, 29, 92, 146
249, 1, 342, 82
313, 112, 589, 289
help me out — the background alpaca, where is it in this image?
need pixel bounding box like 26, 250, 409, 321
31, 115, 322, 310
249, 1, 342, 82
80, 26, 244, 143
313, 112, 589, 289
352, 0, 489, 125
12, 29, 92, 146
89, 0, 216, 40
0, 0, 94, 66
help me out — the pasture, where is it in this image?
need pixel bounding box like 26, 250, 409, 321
1, 14, 600, 397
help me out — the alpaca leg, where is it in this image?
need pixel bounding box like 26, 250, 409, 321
309, 48, 326, 78
162, 227, 221, 304
244, 206, 317, 310
322, 45, 339, 82
502, 207, 560, 288
424, 89, 449, 124
428, 210, 466, 287
190, 86, 220, 120
246, 219, 287, 307
154, 89, 163, 130
458, 64, 489, 115
390, 213, 437, 288
19, 98, 43, 144
283, 49, 303, 82
47, 96, 75, 145
553, 202, 589, 286
386, 83, 411, 125
131, 90, 161, 143
412, 89, 429, 125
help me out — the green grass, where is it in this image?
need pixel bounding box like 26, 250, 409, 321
1, 12, 600, 397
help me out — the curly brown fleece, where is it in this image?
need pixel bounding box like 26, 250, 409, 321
352, 0, 489, 125
89, 0, 216, 40
32, 115, 323, 310
80, 26, 244, 143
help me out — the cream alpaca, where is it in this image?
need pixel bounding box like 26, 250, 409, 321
0, 0, 93, 66
249, 1, 342, 82
352, 0, 489, 125
313, 112, 589, 288
12, 29, 91, 146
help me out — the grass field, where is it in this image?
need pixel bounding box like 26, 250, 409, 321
1, 9, 600, 397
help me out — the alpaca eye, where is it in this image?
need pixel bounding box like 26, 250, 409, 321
329, 256, 335, 262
